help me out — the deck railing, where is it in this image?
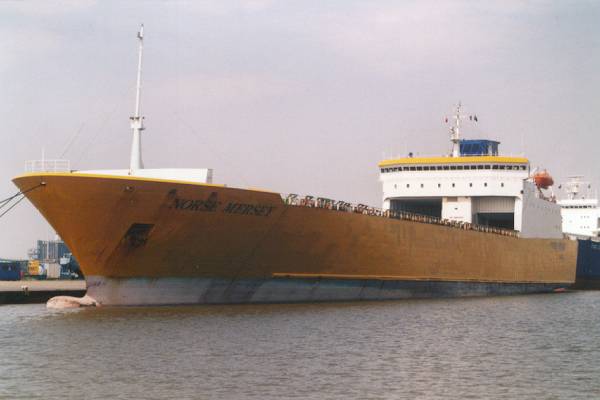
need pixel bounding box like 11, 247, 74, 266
25, 159, 71, 173
282, 194, 519, 238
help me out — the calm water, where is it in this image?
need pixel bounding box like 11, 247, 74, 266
1, 292, 600, 399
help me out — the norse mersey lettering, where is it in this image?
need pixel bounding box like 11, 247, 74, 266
170, 192, 275, 217
171, 192, 218, 212
223, 202, 276, 217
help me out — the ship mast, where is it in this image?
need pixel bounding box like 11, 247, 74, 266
450, 102, 462, 158
129, 24, 145, 174
565, 176, 588, 200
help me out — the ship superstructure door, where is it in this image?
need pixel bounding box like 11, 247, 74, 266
390, 197, 442, 218
472, 197, 515, 230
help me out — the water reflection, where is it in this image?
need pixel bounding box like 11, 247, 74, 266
1, 292, 599, 399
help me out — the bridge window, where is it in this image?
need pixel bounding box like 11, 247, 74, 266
484, 165, 491, 170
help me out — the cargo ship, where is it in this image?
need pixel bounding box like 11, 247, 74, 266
557, 177, 600, 289
12, 26, 576, 307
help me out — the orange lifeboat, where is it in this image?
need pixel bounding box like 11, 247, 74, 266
534, 170, 554, 189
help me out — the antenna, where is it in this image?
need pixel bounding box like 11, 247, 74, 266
564, 176, 588, 200
450, 102, 462, 157
129, 24, 145, 174
447, 102, 479, 157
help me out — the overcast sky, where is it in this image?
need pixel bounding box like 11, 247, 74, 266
1, 0, 599, 258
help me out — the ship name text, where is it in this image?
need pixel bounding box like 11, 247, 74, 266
171, 193, 218, 212
170, 193, 275, 217
223, 202, 276, 217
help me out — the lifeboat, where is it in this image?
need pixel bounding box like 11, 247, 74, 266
534, 170, 554, 189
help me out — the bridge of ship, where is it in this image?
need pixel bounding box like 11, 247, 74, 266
378, 142, 531, 232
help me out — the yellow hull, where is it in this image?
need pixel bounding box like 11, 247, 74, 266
13, 173, 577, 304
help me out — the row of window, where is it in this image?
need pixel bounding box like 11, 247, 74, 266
562, 205, 597, 209
381, 164, 527, 173
394, 182, 506, 189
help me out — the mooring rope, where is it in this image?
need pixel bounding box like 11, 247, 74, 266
0, 183, 45, 219
0, 195, 26, 219
0, 192, 23, 208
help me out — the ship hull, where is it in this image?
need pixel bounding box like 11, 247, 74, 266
13, 173, 578, 306
86, 276, 567, 306
573, 239, 600, 289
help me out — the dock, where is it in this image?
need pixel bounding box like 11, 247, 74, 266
0, 280, 86, 304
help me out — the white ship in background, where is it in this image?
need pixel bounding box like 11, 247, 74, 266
558, 177, 600, 238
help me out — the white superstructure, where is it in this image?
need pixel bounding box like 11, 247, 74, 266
557, 177, 600, 238
378, 105, 563, 239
